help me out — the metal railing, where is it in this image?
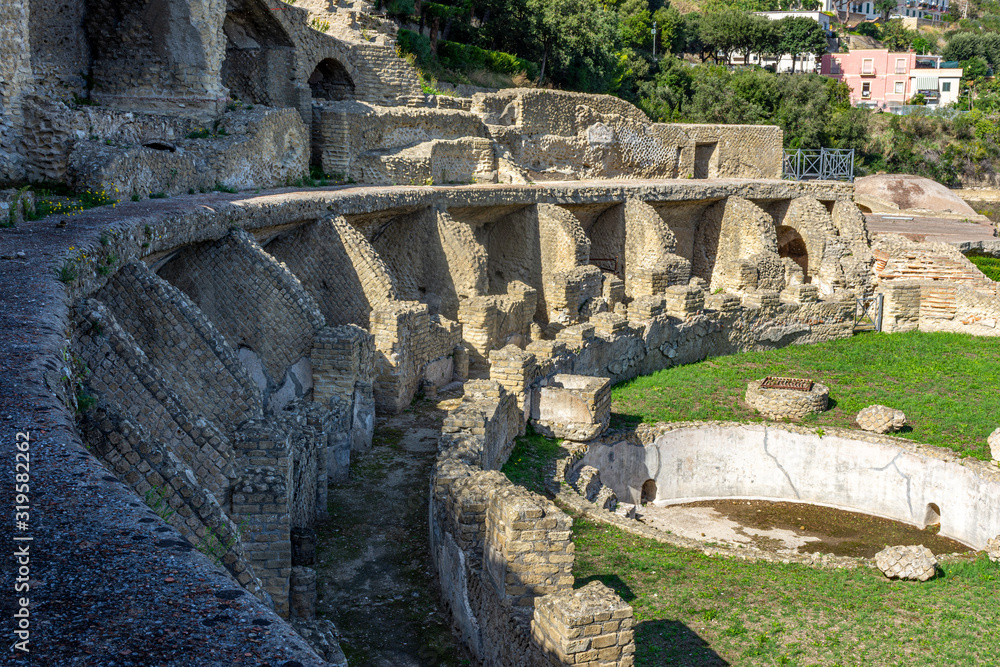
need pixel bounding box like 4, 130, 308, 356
854, 294, 884, 332
782, 148, 855, 182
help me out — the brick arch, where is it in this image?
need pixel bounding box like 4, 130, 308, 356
83, 0, 227, 114
308, 58, 356, 101
221, 0, 299, 107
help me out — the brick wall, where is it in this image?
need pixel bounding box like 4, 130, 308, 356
266, 215, 398, 328
158, 229, 325, 390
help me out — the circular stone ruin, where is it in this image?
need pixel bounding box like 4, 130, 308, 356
577, 422, 1000, 552
745, 376, 829, 420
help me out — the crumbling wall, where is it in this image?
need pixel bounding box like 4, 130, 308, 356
80, 400, 268, 604
84, 0, 228, 116
874, 234, 1000, 335
368, 207, 488, 320
157, 229, 326, 406
29, 0, 89, 103
666, 123, 783, 180
265, 215, 398, 328
694, 197, 783, 293
0, 0, 31, 182
312, 101, 490, 181
69, 107, 309, 197
431, 381, 634, 666
74, 301, 236, 500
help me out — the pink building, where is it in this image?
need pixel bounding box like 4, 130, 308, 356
821, 49, 963, 110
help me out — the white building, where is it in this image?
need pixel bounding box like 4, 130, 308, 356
734, 11, 834, 74
845, 0, 950, 21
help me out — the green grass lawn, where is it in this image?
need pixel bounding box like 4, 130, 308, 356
572, 515, 1000, 667
968, 254, 1000, 282
611, 331, 1000, 460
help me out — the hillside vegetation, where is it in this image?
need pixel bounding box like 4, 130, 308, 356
385, 0, 1000, 184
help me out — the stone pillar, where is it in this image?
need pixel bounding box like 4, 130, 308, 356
488, 345, 538, 424
880, 282, 921, 332
483, 485, 574, 610
232, 423, 292, 617
289, 566, 317, 620
531, 581, 636, 666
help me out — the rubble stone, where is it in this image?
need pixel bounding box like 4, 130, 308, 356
856, 405, 907, 433
874, 545, 937, 581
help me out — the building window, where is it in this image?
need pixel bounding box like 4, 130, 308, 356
862, 58, 875, 75
942, 82, 952, 92
895, 81, 905, 94
862, 82, 871, 98
896, 58, 906, 74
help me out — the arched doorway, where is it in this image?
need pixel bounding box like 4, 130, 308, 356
777, 225, 809, 278
221, 0, 296, 107
641, 479, 657, 505
309, 59, 356, 101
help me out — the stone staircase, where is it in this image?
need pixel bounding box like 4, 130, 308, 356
351, 43, 424, 106
874, 248, 998, 293
296, 0, 398, 45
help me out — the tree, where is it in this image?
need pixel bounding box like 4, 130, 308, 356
944, 32, 1000, 71
618, 0, 652, 49
700, 9, 744, 64
525, 0, 621, 90
878, 19, 919, 52
873, 0, 897, 20
776, 16, 828, 73
651, 6, 680, 55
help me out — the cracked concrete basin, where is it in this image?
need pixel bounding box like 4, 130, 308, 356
582, 424, 1000, 550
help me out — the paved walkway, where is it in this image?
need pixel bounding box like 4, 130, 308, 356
866, 213, 997, 244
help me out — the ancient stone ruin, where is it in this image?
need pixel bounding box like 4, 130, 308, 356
4, 2, 1000, 665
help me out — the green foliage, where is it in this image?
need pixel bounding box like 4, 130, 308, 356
500, 427, 568, 496
852, 21, 881, 39
144, 485, 176, 522
611, 331, 1000, 459
526, 0, 622, 90
944, 31, 1000, 69
437, 40, 540, 79
968, 254, 1000, 281
572, 515, 1000, 665
55, 260, 78, 283
197, 518, 250, 567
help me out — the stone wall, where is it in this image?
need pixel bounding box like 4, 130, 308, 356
85, 0, 229, 115
0, 1, 31, 182
51, 178, 900, 665
873, 234, 1000, 335
158, 229, 326, 407
96, 260, 263, 430
431, 380, 634, 666
265, 215, 398, 328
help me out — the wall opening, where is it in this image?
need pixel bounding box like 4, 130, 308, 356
221, 0, 297, 107
309, 59, 356, 101
641, 479, 657, 505
693, 143, 718, 179
777, 225, 809, 277
925, 503, 941, 527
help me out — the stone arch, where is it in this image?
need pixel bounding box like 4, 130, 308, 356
221, 0, 298, 107
925, 503, 942, 527
83, 0, 226, 114
309, 58, 356, 101
777, 225, 809, 278
641, 479, 657, 504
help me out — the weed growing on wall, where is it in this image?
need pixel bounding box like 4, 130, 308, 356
144, 485, 176, 522
196, 518, 250, 567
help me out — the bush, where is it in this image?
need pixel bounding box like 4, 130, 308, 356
437, 40, 540, 80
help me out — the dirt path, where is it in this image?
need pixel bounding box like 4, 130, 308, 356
315, 393, 469, 666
